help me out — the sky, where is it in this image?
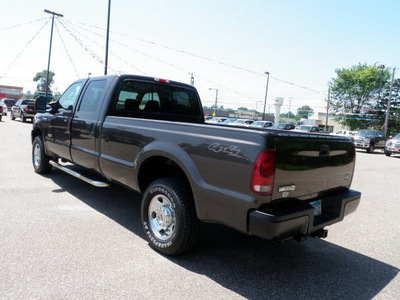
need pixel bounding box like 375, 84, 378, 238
0, 0, 399, 114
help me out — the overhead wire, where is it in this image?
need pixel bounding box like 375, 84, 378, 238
63, 18, 327, 96
0, 17, 49, 31
54, 20, 81, 79
1, 18, 50, 79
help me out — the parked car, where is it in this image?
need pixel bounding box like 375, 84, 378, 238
1, 98, 16, 111
250, 120, 274, 129
204, 116, 213, 121
384, 133, 400, 156
335, 130, 356, 137
272, 123, 295, 130
220, 118, 237, 124
10, 99, 35, 122
294, 125, 320, 133
206, 117, 228, 124
0, 102, 8, 116
228, 118, 254, 127
353, 129, 386, 153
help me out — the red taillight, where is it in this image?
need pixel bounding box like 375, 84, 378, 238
154, 78, 170, 83
25, 107, 29, 112
251, 150, 276, 195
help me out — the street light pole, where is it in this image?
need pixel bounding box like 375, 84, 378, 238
44, 9, 63, 100
209, 88, 218, 116
104, 0, 111, 75
262, 72, 270, 121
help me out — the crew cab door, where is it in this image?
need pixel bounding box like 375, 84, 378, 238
70, 79, 107, 170
375, 131, 386, 148
44, 81, 84, 160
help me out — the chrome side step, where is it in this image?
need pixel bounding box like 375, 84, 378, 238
50, 160, 110, 188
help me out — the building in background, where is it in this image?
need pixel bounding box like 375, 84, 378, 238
0, 85, 23, 100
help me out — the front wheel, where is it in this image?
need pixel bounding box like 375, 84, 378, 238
385, 151, 391, 157
10, 112, 15, 120
32, 136, 52, 174
366, 143, 374, 153
141, 178, 201, 255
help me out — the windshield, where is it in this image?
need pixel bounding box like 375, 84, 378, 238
22, 100, 34, 105
297, 125, 311, 131
232, 119, 245, 124
356, 130, 377, 138
273, 123, 286, 129
252, 121, 264, 126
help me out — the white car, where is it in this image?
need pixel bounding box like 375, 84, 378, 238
0, 102, 8, 116
229, 118, 254, 127
250, 121, 274, 128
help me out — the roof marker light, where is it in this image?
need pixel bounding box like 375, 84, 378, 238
154, 78, 170, 83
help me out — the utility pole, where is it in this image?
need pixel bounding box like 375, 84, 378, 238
262, 72, 270, 121
209, 88, 218, 116
325, 88, 330, 132
384, 67, 396, 136
44, 9, 63, 100
287, 97, 293, 118
104, 0, 111, 75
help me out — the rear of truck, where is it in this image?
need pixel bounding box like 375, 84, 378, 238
248, 131, 360, 242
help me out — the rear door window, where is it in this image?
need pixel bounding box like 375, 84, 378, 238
111, 79, 201, 122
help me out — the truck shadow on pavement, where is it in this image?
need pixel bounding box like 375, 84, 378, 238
48, 169, 399, 300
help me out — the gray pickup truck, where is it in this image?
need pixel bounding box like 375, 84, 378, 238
32, 74, 361, 255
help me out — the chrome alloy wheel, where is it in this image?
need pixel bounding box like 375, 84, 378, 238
148, 194, 176, 241
33, 142, 41, 169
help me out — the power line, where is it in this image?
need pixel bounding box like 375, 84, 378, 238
1, 18, 50, 79
62, 18, 327, 95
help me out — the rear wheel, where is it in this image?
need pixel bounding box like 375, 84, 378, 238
32, 136, 52, 174
385, 151, 391, 157
141, 178, 201, 255
10, 111, 15, 120
21, 113, 26, 122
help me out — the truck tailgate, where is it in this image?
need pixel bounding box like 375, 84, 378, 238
272, 133, 355, 201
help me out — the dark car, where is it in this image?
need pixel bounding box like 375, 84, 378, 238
294, 125, 320, 132
385, 133, 400, 156
10, 99, 35, 122
0, 104, 3, 121
1, 98, 16, 110
353, 129, 386, 153
272, 123, 295, 130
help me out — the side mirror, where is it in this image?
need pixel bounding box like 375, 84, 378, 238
35, 96, 47, 113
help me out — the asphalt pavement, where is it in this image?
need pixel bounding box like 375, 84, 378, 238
0, 117, 399, 299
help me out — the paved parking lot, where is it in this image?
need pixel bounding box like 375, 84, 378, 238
1, 117, 399, 299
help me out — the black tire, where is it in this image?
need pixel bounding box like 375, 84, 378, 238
32, 136, 52, 174
10, 112, 15, 120
141, 178, 201, 255
21, 113, 26, 122
385, 151, 391, 157
0, 115, 2, 122
366, 143, 374, 153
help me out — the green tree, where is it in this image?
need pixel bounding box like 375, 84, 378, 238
297, 105, 313, 119
329, 63, 391, 130
238, 107, 248, 110
33, 70, 55, 96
